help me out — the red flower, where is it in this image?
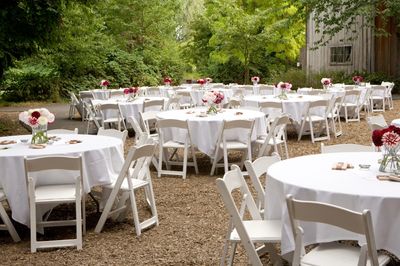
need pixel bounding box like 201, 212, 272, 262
28, 117, 38, 126
31, 111, 41, 119
123, 88, 130, 94
164, 77, 172, 84
197, 79, 205, 85
131, 87, 138, 94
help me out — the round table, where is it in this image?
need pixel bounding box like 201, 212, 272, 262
243, 94, 323, 124
156, 108, 267, 156
174, 88, 233, 106
0, 134, 124, 226
265, 152, 400, 258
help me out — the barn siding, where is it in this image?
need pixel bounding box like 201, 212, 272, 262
306, 13, 374, 75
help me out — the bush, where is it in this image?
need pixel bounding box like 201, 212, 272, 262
1, 59, 60, 102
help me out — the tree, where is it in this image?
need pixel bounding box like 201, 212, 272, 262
299, 0, 400, 46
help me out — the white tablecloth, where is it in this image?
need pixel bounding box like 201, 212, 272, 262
92, 96, 167, 120
0, 134, 124, 226
156, 108, 267, 156
243, 94, 323, 124
265, 152, 400, 258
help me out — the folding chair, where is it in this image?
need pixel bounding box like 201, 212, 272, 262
142, 99, 165, 113
94, 144, 158, 236
99, 103, 127, 131
157, 119, 198, 179
370, 85, 386, 112
210, 119, 254, 175
176, 90, 196, 109
327, 95, 344, 138
82, 101, 102, 134
298, 100, 330, 143
0, 186, 20, 242
286, 195, 391, 266
366, 115, 387, 131
216, 165, 281, 266
342, 90, 361, 122
381, 82, 394, 110
258, 85, 275, 95
97, 127, 128, 152
320, 143, 374, 153
244, 153, 281, 215
68, 92, 81, 120
24, 155, 85, 252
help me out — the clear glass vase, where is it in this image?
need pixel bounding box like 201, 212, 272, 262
207, 104, 218, 115
379, 146, 400, 173
31, 124, 48, 144
276, 90, 288, 100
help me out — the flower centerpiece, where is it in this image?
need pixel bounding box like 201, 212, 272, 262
123, 87, 139, 101
251, 76, 260, 85
372, 125, 400, 172
164, 77, 172, 86
100, 80, 110, 90
202, 90, 224, 114
197, 78, 206, 88
352, 75, 364, 86
19, 108, 55, 144
321, 78, 332, 90
206, 77, 213, 85
275, 82, 292, 100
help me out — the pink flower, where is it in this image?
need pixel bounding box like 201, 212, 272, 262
131, 87, 138, 94
100, 80, 110, 87
382, 131, 400, 148
164, 77, 172, 84
352, 76, 364, 83
251, 76, 260, 83
321, 78, 332, 86
28, 117, 38, 126
276, 82, 292, 91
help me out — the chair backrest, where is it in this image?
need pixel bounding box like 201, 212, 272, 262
166, 96, 181, 110
240, 85, 254, 95
147, 86, 161, 96
110, 90, 124, 98
286, 195, 379, 266
127, 116, 145, 141
157, 118, 188, 129
176, 90, 195, 106
259, 101, 283, 120
216, 165, 263, 266
344, 89, 361, 104
140, 111, 160, 134
24, 156, 83, 192
320, 143, 374, 153
143, 99, 165, 112
258, 85, 275, 95
258, 114, 290, 157
244, 153, 281, 211
69, 92, 80, 105
97, 127, 128, 145
227, 98, 241, 109
123, 143, 155, 182
366, 115, 387, 130
306, 99, 330, 117
99, 103, 124, 123
48, 128, 79, 134
79, 91, 94, 100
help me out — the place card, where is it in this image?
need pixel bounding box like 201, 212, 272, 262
235, 112, 243, 115
332, 162, 354, 170
29, 144, 46, 149
0, 140, 16, 145
67, 140, 82, 144
377, 175, 400, 182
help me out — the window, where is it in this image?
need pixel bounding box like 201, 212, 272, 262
330, 46, 352, 65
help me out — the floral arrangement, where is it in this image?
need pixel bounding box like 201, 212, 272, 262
100, 80, 110, 89
352, 75, 364, 85
275, 81, 292, 100
19, 108, 55, 144
372, 125, 400, 172
206, 77, 213, 84
251, 76, 260, 84
202, 90, 224, 114
197, 78, 206, 86
164, 77, 172, 86
123, 87, 139, 101
321, 78, 332, 86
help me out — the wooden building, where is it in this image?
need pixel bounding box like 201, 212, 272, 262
305, 13, 399, 77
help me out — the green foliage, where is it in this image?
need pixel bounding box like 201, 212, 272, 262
2, 58, 60, 101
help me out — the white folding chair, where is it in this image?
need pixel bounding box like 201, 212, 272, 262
48, 128, 79, 134
342, 90, 361, 122
24, 155, 85, 252
0, 186, 20, 242
157, 119, 198, 179
286, 195, 391, 266
366, 115, 387, 131
226, 98, 241, 109
142, 99, 165, 113
140, 111, 160, 138
240, 85, 254, 95
370, 85, 386, 112
99, 103, 127, 131
176, 90, 196, 109
259, 85, 275, 95
216, 165, 281, 266
320, 143, 374, 153
255, 114, 290, 159
244, 153, 281, 215
146, 86, 161, 96
258, 101, 283, 124
68, 92, 82, 120
166, 96, 181, 110
381, 82, 394, 110
327, 95, 344, 138
97, 127, 128, 150
298, 100, 331, 143
82, 101, 102, 134
94, 144, 158, 236
210, 119, 254, 175
110, 90, 123, 98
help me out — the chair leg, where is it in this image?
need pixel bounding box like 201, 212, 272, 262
223, 144, 229, 174
129, 190, 141, 236
0, 203, 20, 242
191, 145, 199, 174
76, 194, 82, 250
158, 144, 163, 178
297, 120, 305, 141
228, 242, 238, 266
30, 202, 37, 253
82, 193, 86, 235
210, 147, 220, 176
182, 144, 188, 179
309, 119, 315, 143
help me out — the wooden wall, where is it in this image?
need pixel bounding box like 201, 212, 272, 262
374, 17, 399, 76
306, 13, 374, 75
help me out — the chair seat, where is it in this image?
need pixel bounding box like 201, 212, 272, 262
35, 184, 77, 203
230, 220, 281, 242
255, 136, 284, 145
163, 140, 186, 148
105, 177, 148, 191
103, 118, 120, 123
219, 141, 248, 150
305, 115, 326, 121
302, 242, 391, 266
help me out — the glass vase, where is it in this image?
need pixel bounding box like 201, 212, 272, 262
379, 146, 400, 173
207, 104, 218, 115
31, 124, 48, 144
276, 90, 288, 100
